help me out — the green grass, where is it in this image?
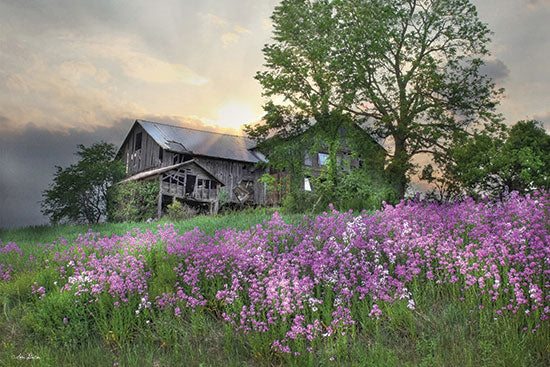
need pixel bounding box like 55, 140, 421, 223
0, 209, 280, 249
0, 210, 548, 366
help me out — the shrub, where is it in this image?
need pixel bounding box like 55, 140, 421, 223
107, 180, 159, 222
166, 200, 197, 221
283, 169, 398, 213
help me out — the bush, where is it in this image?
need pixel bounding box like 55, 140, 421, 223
282, 169, 398, 214
281, 190, 317, 213
333, 169, 398, 211
166, 200, 197, 221
107, 180, 159, 222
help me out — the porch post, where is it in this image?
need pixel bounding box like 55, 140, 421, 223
157, 175, 162, 219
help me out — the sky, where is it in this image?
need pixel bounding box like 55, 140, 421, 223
1, 0, 549, 229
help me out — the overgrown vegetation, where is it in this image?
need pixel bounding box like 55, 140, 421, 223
107, 180, 160, 222
166, 200, 198, 221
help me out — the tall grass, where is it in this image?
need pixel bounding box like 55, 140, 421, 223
0, 196, 549, 366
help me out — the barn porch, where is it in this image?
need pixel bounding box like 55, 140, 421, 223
117, 159, 225, 217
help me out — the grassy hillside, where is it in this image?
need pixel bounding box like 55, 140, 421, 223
1, 198, 549, 366
0, 209, 279, 250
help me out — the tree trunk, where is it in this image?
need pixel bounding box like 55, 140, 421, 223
387, 135, 409, 199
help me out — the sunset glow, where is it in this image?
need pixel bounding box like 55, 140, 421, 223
216, 101, 261, 130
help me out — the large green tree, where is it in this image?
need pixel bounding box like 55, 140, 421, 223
41, 142, 125, 224
433, 120, 550, 198
248, 0, 503, 198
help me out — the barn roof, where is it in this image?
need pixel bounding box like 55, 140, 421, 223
117, 159, 225, 186
134, 120, 266, 163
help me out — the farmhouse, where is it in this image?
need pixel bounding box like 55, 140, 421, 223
116, 120, 268, 216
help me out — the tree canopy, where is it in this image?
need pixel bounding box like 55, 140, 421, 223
41, 142, 125, 224
435, 120, 550, 198
247, 0, 503, 198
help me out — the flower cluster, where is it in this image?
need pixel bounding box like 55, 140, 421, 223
2, 191, 549, 355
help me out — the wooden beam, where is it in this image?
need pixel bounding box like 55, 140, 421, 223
157, 175, 162, 219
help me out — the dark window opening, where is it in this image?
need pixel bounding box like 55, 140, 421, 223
135, 132, 142, 151
185, 175, 196, 195
159, 149, 163, 163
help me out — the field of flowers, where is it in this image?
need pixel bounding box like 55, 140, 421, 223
1, 192, 549, 366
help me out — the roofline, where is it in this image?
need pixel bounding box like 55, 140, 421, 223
116, 119, 266, 163
136, 119, 248, 139
117, 159, 225, 186
161, 150, 265, 164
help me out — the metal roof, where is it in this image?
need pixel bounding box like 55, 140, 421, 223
136, 120, 266, 163
117, 159, 225, 185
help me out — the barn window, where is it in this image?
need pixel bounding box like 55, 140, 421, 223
158, 148, 163, 163
304, 177, 312, 192
304, 153, 312, 166
135, 132, 142, 151
318, 152, 329, 166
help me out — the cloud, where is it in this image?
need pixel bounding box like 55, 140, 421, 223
65, 35, 208, 85
525, 0, 550, 8
0, 55, 143, 133
233, 24, 251, 34
200, 11, 250, 46
0, 119, 133, 229
202, 12, 229, 26
480, 59, 510, 82
220, 32, 240, 46
263, 18, 273, 30
59, 60, 111, 84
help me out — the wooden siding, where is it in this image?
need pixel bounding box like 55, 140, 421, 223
196, 157, 267, 204
124, 124, 164, 176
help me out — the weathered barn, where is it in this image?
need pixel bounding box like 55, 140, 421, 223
116, 120, 268, 216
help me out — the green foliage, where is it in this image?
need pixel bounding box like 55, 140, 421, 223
333, 169, 398, 211
41, 142, 125, 224
217, 188, 230, 208
107, 180, 159, 222
440, 120, 550, 198
282, 169, 397, 213
166, 200, 197, 221
307, 169, 397, 213
25, 291, 93, 349
282, 190, 317, 214
248, 0, 503, 198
